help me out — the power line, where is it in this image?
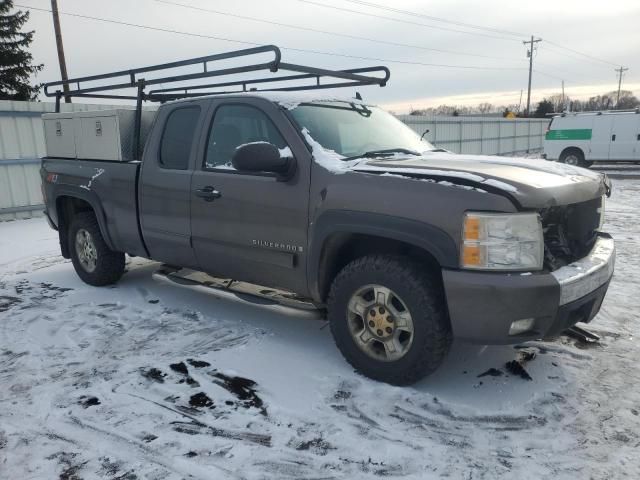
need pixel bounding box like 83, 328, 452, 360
534, 63, 613, 85
540, 43, 607, 66
297, 0, 523, 42
309, 1, 627, 71
153, 0, 521, 61
16, 3, 528, 72
340, 0, 526, 38
534, 40, 621, 68
533, 69, 566, 82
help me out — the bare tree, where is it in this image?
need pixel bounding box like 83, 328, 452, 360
477, 102, 494, 114
615, 90, 640, 109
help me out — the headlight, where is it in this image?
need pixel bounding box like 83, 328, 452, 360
461, 212, 543, 271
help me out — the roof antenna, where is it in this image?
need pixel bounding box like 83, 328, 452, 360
355, 91, 362, 100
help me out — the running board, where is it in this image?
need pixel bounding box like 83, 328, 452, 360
152, 266, 324, 317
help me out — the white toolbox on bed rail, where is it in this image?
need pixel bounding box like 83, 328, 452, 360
42, 109, 157, 161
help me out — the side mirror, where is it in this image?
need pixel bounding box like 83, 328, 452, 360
232, 142, 295, 180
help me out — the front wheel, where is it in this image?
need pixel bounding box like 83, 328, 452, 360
68, 212, 125, 286
327, 255, 451, 385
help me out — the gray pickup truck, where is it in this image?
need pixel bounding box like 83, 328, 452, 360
40, 46, 615, 385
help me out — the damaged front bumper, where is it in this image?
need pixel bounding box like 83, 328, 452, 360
551, 235, 615, 305
442, 233, 615, 344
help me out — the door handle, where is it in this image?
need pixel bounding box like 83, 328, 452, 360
195, 186, 222, 201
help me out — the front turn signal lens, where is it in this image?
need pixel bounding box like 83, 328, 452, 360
462, 244, 482, 267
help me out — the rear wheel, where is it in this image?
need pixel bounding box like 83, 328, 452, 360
559, 149, 588, 168
327, 255, 451, 385
68, 212, 125, 286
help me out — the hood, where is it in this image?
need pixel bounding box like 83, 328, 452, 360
353, 152, 609, 209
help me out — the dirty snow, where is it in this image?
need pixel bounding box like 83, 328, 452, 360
1, 181, 640, 479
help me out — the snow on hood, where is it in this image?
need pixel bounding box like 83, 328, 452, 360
355, 152, 608, 207
303, 133, 607, 207
358, 151, 603, 189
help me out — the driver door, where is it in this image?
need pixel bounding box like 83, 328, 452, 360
190, 98, 312, 294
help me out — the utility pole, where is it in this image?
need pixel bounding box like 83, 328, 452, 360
51, 0, 71, 103
615, 66, 629, 109
523, 36, 542, 117
561, 80, 565, 112
516, 89, 523, 114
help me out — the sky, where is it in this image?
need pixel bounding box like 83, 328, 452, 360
15, 0, 640, 113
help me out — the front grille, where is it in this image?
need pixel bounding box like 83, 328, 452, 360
540, 197, 602, 271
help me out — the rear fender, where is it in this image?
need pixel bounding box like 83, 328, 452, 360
55, 187, 115, 255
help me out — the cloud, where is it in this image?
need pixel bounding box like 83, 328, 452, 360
21, 0, 640, 112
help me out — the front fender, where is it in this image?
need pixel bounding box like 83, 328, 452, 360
307, 210, 458, 301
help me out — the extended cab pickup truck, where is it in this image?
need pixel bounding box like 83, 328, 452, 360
40, 47, 615, 385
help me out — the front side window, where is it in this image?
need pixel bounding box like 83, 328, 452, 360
205, 104, 287, 170
159, 106, 201, 170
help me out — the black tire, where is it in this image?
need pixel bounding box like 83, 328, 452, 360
68, 211, 125, 286
559, 148, 587, 168
327, 255, 451, 385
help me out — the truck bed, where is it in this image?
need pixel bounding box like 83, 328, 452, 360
41, 158, 147, 258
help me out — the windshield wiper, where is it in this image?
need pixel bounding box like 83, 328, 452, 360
342, 148, 421, 161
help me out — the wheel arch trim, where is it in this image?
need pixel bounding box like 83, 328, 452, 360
54, 188, 116, 252
307, 210, 458, 302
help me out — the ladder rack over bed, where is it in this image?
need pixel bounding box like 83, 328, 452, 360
43, 44, 390, 159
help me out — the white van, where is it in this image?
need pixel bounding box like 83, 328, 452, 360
543, 110, 640, 168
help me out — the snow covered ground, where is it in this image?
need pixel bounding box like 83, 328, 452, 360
1, 180, 639, 480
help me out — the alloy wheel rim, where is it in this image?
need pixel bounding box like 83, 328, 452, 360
346, 284, 414, 362
75, 229, 98, 273
564, 155, 579, 165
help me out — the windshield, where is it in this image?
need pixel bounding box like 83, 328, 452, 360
289, 102, 435, 159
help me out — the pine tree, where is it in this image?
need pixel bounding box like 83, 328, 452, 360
0, 0, 43, 100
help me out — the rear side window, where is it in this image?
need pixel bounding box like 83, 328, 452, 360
159, 106, 200, 170
205, 104, 287, 170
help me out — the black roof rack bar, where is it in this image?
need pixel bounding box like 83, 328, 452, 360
147, 81, 375, 102
43, 45, 281, 98
63, 93, 143, 101
278, 62, 388, 85
47, 63, 279, 97
43, 45, 388, 100
147, 66, 389, 96
147, 81, 385, 102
